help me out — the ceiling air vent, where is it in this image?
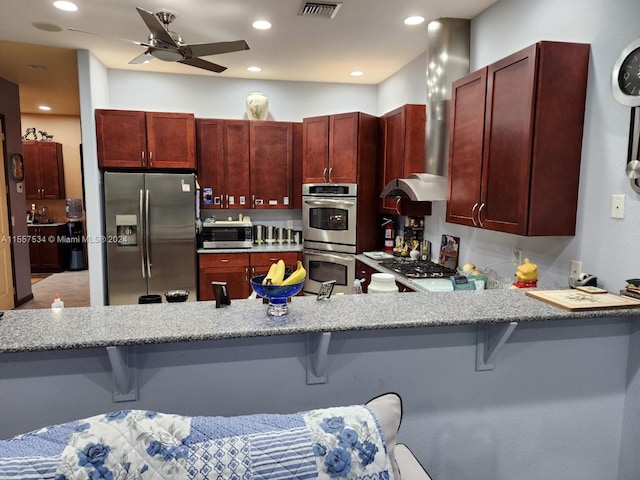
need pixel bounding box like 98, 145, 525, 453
298, 1, 342, 19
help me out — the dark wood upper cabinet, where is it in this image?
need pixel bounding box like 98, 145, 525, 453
379, 104, 426, 215
250, 121, 293, 209
96, 109, 195, 170
197, 119, 297, 210
22, 141, 66, 200
302, 115, 330, 183
446, 41, 590, 236
197, 119, 250, 209
302, 112, 379, 185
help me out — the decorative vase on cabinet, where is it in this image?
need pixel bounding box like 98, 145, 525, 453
246, 92, 269, 120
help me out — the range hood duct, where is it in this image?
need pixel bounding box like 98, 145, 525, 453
381, 18, 470, 202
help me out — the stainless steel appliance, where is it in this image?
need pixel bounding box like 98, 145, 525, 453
201, 220, 253, 249
303, 183, 358, 295
380, 258, 457, 279
302, 183, 357, 254
104, 172, 197, 305
303, 249, 356, 296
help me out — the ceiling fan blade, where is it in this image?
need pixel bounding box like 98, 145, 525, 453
178, 57, 227, 73
129, 52, 154, 64
68, 27, 149, 47
187, 40, 249, 58
135, 7, 178, 48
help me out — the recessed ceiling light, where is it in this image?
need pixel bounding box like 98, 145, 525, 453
53, 1, 78, 12
404, 16, 425, 25
350, 71, 364, 77
32, 22, 63, 32
38, 105, 52, 111
247, 66, 262, 72
252, 20, 272, 30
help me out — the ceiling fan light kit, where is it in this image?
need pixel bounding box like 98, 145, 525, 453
70, 6, 249, 74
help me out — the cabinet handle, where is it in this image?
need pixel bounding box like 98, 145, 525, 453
245, 267, 249, 282
395, 196, 401, 215
478, 203, 485, 227
149, 151, 153, 166
252, 195, 255, 208
224, 194, 228, 209
471, 203, 479, 226
251, 267, 256, 277
141, 151, 145, 166
220, 259, 230, 263
328, 167, 333, 182
323, 168, 328, 182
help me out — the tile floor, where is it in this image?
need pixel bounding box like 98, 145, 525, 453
16, 270, 90, 309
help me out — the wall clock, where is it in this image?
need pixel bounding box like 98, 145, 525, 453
612, 36, 640, 193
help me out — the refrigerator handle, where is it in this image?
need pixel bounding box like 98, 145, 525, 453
139, 189, 146, 279
145, 189, 152, 278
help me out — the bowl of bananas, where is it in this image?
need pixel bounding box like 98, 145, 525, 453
250, 260, 306, 316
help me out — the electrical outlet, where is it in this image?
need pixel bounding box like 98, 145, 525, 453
570, 260, 582, 279
511, 248, 523, 266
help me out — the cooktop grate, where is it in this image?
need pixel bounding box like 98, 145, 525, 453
380, 259, 457, 279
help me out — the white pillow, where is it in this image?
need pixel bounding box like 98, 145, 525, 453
366, 392, 402, 480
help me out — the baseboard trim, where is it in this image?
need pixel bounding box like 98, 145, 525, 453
15, 293, 34, 307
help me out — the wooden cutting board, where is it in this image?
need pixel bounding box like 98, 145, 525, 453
525, 289, 640, 311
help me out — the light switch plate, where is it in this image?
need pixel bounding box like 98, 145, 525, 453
611, 194, 625, 219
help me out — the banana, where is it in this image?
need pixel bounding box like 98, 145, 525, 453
281, 261, 306, 286
271, 259, 286, 285
262, 262, 278, 284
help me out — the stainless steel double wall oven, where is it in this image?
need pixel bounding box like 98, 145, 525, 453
302, 183, 357, 295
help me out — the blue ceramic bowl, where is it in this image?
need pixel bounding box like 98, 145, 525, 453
250, 275, 304, 302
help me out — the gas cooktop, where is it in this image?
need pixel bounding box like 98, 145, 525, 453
380, 258, 457, 279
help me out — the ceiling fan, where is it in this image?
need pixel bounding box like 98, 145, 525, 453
69, 6, 249, 73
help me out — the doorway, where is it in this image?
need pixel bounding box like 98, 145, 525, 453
0, 116, 16, 310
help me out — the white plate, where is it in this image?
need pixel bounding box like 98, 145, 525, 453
363, 251, 395, 260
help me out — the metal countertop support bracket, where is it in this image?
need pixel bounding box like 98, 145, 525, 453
476, 322, 518, 371
106, 346, 138, 402
306, 332, 332, 384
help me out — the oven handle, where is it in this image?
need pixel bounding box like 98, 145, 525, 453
305, 250, 355, 262
304, 198, 356, 207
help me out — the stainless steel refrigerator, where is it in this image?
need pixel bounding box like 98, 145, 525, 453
104, 172, 197, 305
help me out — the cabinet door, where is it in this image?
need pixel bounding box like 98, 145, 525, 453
196, 119, 224, 209
29, 225, 67, 272
38, 143, 65, 199
250, 252, 300, 277
146, 112, 196, 169
223, 121, 251, 209
199, 267, 250, 301
380, 105, 425, 214
292, 122, 303, 209
250, 121, 293, 209
22, 142, 41, 199
95, 110, 147, 168
446, 69, 487, 227
302, 115, 329, 183
480, 45, 537, 235
198, 253, 250, 300
329, 112, 359, 183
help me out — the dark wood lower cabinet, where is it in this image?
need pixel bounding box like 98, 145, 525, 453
198, 252, 302, 301
28, 224, 69, 273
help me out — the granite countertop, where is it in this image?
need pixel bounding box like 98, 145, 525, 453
2, 289, 640, 354
198, 244, 303, 254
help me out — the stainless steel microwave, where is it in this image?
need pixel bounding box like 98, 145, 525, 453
201, 221, 253, 249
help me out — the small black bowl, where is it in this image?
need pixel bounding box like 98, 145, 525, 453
164, 290, 189, 303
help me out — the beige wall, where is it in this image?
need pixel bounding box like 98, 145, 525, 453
20, 114, 84, 223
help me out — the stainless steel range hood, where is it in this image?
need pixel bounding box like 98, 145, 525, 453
380, 18, 470, 203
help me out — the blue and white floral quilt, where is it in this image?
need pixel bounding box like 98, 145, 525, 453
0, 406, 394, 480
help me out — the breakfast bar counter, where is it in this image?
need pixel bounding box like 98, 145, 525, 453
2, 289, 639, 353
